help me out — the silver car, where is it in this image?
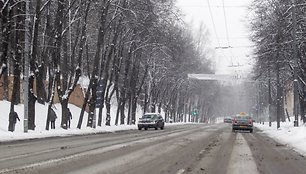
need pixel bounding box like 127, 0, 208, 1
138, 113, 165, 130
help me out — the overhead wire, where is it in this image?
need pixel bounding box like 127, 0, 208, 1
207, 0, 221, 47
207, 0, 229, 72
207, 0, 229, 73
222, 0, 230, 46
222, 0, 234, 67
207, 0, 251, 74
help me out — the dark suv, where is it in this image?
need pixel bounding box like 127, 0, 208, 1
232, 115, 253, 133
138, 113, 165, 130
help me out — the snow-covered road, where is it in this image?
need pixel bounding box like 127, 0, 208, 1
1, 124, 306, 174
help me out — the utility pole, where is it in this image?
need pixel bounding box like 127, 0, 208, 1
24, 0, 30, 133
276, 61, 281, 129
256, 83, 259, 123
276, 9, 281, 129
292, 0, 299, 127
268, 69, 272, 127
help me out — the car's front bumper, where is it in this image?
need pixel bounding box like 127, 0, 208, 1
138, 123, 157, 128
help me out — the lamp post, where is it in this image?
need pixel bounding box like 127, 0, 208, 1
292, 0, 299, 127
24, 0, 30, 133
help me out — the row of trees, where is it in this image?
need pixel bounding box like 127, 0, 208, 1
250, 0, 306, 125
0, 0, 217, 131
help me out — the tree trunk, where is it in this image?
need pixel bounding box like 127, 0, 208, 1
61, 99, 69, 128
188, 97, 191, 122
119, 37, 136, 125
0, 1, 11, 101
105, 99, 111, 126
131, 98, 138, 124
105, 85, 116, 126
11, 3, 22, 105
87, 96, 95, 128
45, 104, 52, 131
98, 105, 103, 126
114, 55, 122, 126
8, 103, 15, 132
78, 1, 109, 129
28, 74, 37, 130
8, 3, 23, 131
78, 85, 91, 129
103, 28, 120, 126
115, 103, 120, 125
144, 85, 149, 114
53, 0, 65, 129
131, 64, 148, 124
87, 78, 98, 128
36, 64, 47, 104
127, 93, 132, 125
26, 0, 43, 130
45, 75, 56, 130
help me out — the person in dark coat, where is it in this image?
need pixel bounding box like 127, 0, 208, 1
67, 108, 72, 128
49, 108, 57, 129
8, 111, 20, 132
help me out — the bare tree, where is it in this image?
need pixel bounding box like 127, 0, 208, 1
78, 0, 110, 129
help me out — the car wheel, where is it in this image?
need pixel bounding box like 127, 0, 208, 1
155, 127, 158, 130
138, 127, 142, 130
160, 126, 164, 130
250, 129, 253, 133
144, 127, 148, 130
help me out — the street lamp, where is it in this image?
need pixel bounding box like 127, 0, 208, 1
23, 0, 30, 133
292, 0, 299, 127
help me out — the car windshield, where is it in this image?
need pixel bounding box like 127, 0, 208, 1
235, 116, 251, 120
142, 115, 157, 119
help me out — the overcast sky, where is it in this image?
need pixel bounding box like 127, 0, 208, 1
176, 0, 254, 75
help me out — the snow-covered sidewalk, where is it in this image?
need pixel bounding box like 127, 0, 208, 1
255, 121, 306, 156
0, 101, 190, 142
0, 100, 139, 142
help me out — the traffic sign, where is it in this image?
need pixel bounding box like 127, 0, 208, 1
192, 109, 198, 116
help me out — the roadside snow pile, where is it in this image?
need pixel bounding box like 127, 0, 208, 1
0, 100, 138, 142
255, 122, 306, 156
0, 100, 186, 142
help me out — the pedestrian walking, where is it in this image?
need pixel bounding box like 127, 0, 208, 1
67, 108, 72, 128
8, 111, 20, 132
49, 108, 57, 129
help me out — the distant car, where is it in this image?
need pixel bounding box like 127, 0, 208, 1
138, 113, 165, 130
224, 117, 232, 123
232, 115, 253, 133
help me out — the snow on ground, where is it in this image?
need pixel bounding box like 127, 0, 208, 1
1, 99, 306, 158
255, 121, 306, 156
0, 100, 137, 142
0, 101, 185, 142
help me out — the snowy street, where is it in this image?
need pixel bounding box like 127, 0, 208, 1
2, 0, 306, 173
1, 123, 306, 174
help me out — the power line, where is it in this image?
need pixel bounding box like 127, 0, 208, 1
205, 0, 252, 73
222, 0, 234, 65
222, 0, 230, 46
207, 0, 230, 70
207, 0, 221, 47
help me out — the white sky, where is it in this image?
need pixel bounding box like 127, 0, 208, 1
176, 0, 254, 75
